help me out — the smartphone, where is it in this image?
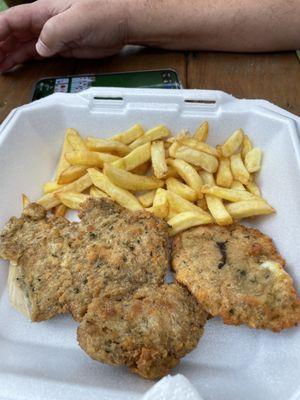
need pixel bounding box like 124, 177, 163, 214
31, 69, 182, 101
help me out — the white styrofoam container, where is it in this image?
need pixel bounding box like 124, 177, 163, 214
0, 88, 300, 400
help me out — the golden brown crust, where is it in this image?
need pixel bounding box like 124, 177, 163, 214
0, 199, 169, 322
77, 283, 207, 379
172, 224, 300, 332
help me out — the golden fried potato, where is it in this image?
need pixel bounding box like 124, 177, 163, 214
168, 211, 212, 236
173, 145, 218, 173
137, 190, 156, 208
57, 165, 87, 185
86, 137, 130, 156
112, 143, 151, 171
151, 141, 168, 179
43, 181, 64, 194
166, 177, 197, 202
129, 125, 170, 149
104, 163, 163, 191
55, 191, 89, 210
245, 148, 263, 173
216, 157, 233, 188
38, 174, 92, 210
226, 199, 275, 219
178, 137, 219, 157
66, 128, 87, 151
201, 185, 257, 202
167, 158, 203, 198
55, 130, 73, 180
193, 121, 209, 142
150, 188, 169, 219
221, 129, 244, 157
241, 134, 253, 160
88, 168, 143, 211
110, 123, 144, 144
230, 153, 250, 185
65, 151, 119, 168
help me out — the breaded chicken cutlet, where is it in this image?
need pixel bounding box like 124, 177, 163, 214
78, 283, 208, 379
0, 198, 169, 322
172, 224, 300, 332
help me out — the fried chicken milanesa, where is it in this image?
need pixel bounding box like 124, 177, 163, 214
172, 224, 300, 332
0, 198, 169, 322
77, 283, 208, 380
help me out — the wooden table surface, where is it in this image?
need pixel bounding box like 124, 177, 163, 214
0, 47, 299, 123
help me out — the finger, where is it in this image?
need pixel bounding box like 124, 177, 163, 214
36, 7, 85, 57
0, 39, 37, 72
0, 3, 51, 42
0, 35, 17, 54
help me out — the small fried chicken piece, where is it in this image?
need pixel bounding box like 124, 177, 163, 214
77, 283, 207, 379
0, 203, 73, 321
0, 198, 169, 322
172, 224, 300, 332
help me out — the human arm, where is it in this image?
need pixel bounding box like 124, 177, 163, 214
0, 0, 299, 73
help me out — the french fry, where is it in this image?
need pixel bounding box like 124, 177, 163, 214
216, 157, 233, 188
151, 141, 168, 179
43, 181, 64, 194
201, 185, 257, 202
178, 137, 220, 157
66, 128, 87, 151
168, 141, 180, 158
230, 153, 250, 185
57, 165, 87, 185
150, 188, 169, 219
167, 158, 203, 198
88, 168, 143, 211
199, 170, 215, 185
86, 137, 130, 156
104, 163, 163, 191
231, 180, 246, 191
54, 204, 68, 217
166, 177, 197, 202
55, 130, 73, 180
246, 180, 261, 197
131, 161, 150, 175
173, 145, 219, 173
167, 130, 190, 143
167, 190, 213, 221
194, 121, 209, 142
226, 199, 275, 219
55, 191, 89, 209
137, 190, 156, 208
37, 173, 92, 210
166, 207, 178, 221
89, 186, 108, 198
245, 148, 263, 173
205, 194, 233, 225
221, 129, 244, 157
165, 165, 180, 179
168, 211, 212, 236
112, 143, 151, 171
110, 123, 144, 144
22, 194, 30, 209
241, 134, 253, 160
199, 173, 232, 225
129, 125, 170, 149
196, 197, 208, 210
65, 151, 119, 167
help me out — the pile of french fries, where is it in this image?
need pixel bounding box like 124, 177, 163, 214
25, 122, 275, 235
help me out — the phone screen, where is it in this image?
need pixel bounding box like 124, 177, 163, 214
32, 70, 181, 101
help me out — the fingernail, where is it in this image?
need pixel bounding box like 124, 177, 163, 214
36, 40, 52, 57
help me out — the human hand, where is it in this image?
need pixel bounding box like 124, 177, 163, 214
0, 0, 129, 72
